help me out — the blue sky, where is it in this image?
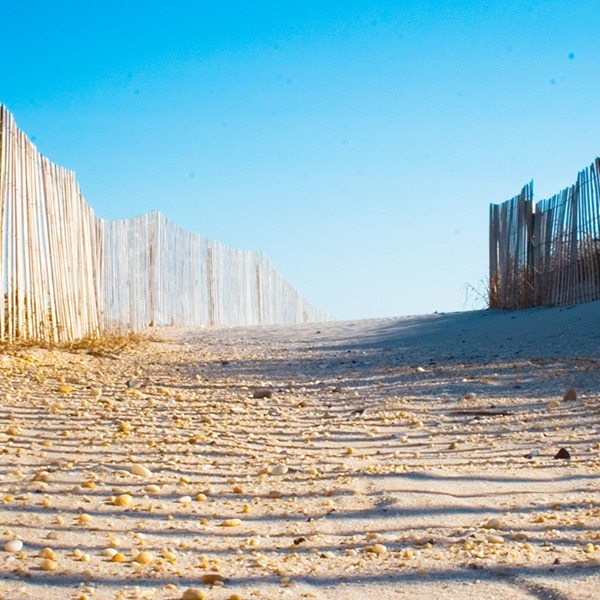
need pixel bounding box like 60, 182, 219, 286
2, 1, 599, 319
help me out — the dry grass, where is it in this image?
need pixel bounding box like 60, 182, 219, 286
0, 330, 159, 357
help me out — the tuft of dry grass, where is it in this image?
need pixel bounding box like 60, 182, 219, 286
64, 331, 151, 357
0, 330, 160, 357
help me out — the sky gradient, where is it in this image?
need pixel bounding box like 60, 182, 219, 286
2, 1, 599, 319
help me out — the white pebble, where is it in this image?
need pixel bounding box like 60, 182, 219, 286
131, 464, 152, 478
4, 539, 23, 553
270, 465, 289, 476
487, 534, 505, 544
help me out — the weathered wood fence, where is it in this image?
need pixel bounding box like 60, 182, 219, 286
490, 157, 600, 309
0, 106, 331, 342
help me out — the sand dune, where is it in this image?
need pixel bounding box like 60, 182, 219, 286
1, 303, 600, 599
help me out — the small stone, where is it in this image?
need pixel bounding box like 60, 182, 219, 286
178, 496, 192, 504
251, 389, 273, 399
40, 547, 57, 560
58, 384, 74, 394
181, 589, 206, 600
546, 400, 561, 410
131, 464, 152, 478
487, 534, 504, 544
220, 519, 242, 527
293, 537, 306, 545
145, 485, 161, 494
201, 573, 227, 584
111, 552, 127, 562
371, 543, 387, 555
135, 551, 154, 564
270, 465, 288, 476
41, 558, 57, 571
4, 539, 23, 553
484, 518, 502, 530
563, 388, 577, 401
113, 494, 133, 507
554, 448, 571, 460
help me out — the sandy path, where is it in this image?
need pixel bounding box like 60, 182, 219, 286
1, 303, 600, 599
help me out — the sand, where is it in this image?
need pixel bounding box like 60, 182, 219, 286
1, 302, 600, 599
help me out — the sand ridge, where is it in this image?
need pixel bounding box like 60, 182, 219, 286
1, 303, 600, 599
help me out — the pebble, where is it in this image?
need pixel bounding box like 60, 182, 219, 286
131, 464, 152, 478
221, 519, 242, 527
119, 421, 132, 433
487, 534, 505, 544
201, 573, 227, 584
554, 448, 571, 460
563, 388, 577, 401
484, 518, 502, 530
251, 389, 273, 399
4, 539, 23, 553
270, 465, 289, 476
111, 552, 127, 562
113, 494, 133, 507
134, 551, 154, 564
58, 384, 74, 394
41, 558, 57, 571
181, 589, 206, 600
40, 547, 57, 560
371, 543, 388, 555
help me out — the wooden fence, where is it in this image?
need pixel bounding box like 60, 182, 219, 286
489, 157, 600, 309
0, 106, 332, 342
